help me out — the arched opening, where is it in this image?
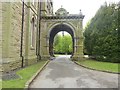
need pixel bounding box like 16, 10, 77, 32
53, 31, 73, 55
49, 24, 75, 57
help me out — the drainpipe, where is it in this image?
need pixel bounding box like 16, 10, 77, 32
20, 0, 25, 68
37, 1, 41, 60
36, 2, 39, 57
36, 1, 40, 58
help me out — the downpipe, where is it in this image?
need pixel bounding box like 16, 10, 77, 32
37, 1, 42, 60
20, 0, 25, 67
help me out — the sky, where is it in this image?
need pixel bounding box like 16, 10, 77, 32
53, 0, 119, 28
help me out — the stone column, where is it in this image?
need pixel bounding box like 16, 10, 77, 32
72, 19, 84, 60
40, 22, 50, 60
77, 19, 84, 60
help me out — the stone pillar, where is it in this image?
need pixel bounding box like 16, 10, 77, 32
72, 19, 84, 60
24, 2, 30, 66
40, 23, 50, 60
77, 19, 84, 60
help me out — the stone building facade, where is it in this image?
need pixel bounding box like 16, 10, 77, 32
1, 0, 84, 73
1, 0, 53, 72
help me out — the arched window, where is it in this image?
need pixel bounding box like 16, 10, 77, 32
31, 17, 35, 49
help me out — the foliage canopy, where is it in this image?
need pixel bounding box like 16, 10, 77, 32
84, 2, 120, 63
53, 33, 73, 54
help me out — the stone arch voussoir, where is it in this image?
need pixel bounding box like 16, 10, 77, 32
47, 22, 76, 38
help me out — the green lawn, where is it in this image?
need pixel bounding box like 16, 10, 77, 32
2, 60, 48, 88
0, 80, 1, 90
76, 59, 119, 73
54, 54, 71, 57
54, 54, 60, 57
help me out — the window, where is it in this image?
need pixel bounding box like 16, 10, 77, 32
31, 18, 35, 49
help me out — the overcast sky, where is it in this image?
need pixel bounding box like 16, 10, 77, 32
53, 0, 119, 28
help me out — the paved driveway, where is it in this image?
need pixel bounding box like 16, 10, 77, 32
29, 55, 118, 88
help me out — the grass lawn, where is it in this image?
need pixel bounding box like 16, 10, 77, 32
54, 54, 60, 57
76, 59, 119, 73
2, 60, 48, 88
54, 54, 71, 57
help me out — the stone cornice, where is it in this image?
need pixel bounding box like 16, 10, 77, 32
41, 15, 85, 20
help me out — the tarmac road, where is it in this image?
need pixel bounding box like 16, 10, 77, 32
29, 55, 118, 88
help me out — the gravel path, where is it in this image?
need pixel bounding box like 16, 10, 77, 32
29, 55, 118, 88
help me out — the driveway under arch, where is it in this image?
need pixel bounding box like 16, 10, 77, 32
49, 23, 75, 56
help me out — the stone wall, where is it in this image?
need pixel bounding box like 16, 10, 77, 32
0, 1, 74, 73
1, 1, 39, 72
0, 2, 2, 72
40, 16, 84, 60
23, 2, 38, 66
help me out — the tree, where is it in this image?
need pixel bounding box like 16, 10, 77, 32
84, 2, 119, 63
53, 33, 73, 54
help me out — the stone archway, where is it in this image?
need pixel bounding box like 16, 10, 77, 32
39, 7, 85, 60
48, 23, 75, 57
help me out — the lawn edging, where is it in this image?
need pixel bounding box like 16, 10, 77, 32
25, 60, 50, 88
74, 61, 120, 74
